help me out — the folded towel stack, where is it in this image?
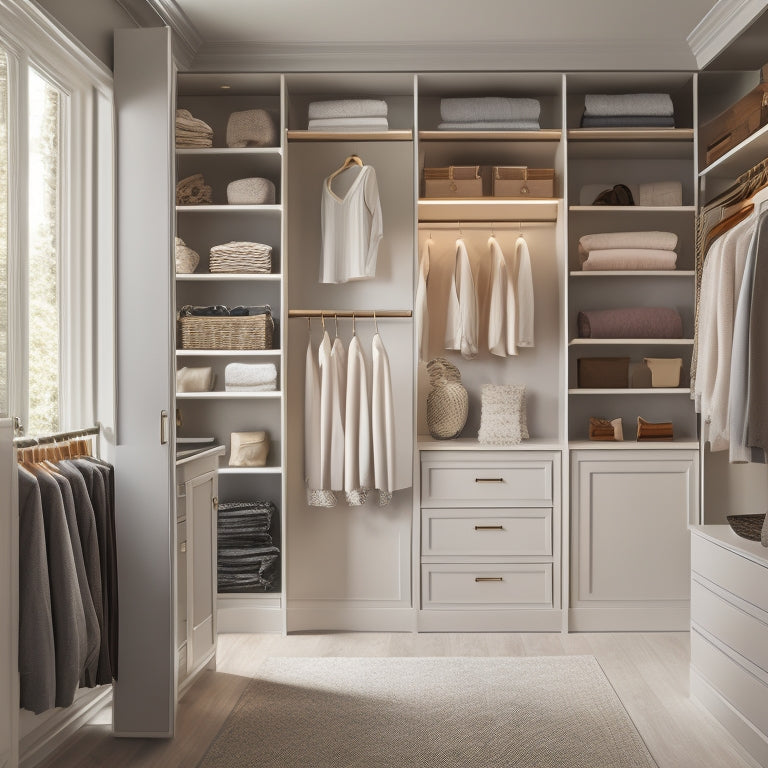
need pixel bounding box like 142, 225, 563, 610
224, 362, 277, 392
636, 417, 674, 441
209, 241, 272, 273
308, 99, 389, 132
578, 307, 683, 338
175, 108, 213, 147
581, 93, 675, 128
578, 231, 678, 270
439, 97, 541, 131
217, 501, 280, 593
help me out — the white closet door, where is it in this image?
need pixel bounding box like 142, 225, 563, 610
0, 419, 19, 768
113, 28, 176, 737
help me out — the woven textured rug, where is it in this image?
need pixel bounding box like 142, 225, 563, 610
197, 655, 657, 768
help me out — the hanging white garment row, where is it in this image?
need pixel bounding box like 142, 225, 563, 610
415, 237, 431, 362
445, 237, 478, 359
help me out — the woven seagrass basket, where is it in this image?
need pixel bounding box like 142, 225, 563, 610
179, 311, 273, 350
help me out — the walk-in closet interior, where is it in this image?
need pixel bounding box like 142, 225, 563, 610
3, 0, 768, 766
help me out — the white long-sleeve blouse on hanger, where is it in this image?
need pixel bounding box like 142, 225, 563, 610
415, 238, 432, 362
320, 162, 383, 284
516, 235, 535, 348
372, 331, 396, 505
305, 332, 336, 507
444, 238, 478, 359
344, 332, 373, 505
488, 235, 518, 357
329, 334, 347, 491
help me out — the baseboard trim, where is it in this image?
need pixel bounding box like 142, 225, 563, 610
217, 603, 284, 633
418, 609, 563, 632
568, 606, 690, 631
287, 604, 416, 632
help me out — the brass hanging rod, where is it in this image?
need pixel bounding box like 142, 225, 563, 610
13, 424, 100, 447
288, 310, 412, 318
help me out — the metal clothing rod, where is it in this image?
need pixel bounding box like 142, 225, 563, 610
13, 424, 100, 447
418, 220, 553, 228
288, 310, 412, 318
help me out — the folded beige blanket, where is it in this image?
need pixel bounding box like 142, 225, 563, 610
638, 181, 682, 207
580, 248, 677, 270
578, 231, 678, 255
177, 366, 214, 392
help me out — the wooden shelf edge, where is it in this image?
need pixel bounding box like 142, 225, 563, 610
569, 270, 695, 277
567, 128, 694, 141
176, 147, 282, 156
286, 129, 413, 141
568, 388, 691, 395
418, 129, 562, 141
569, 338, 695, 345
568, 440, 700, 450
568, 205, 696, 213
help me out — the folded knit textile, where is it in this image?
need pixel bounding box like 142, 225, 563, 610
440, 97, 541, 123
437, 120, 541, 131
226, 109, 277, 148
226, 177, 276, 205
224, 362, 277, 392
578, 307, 683, 338
175, 108, 213, 148
308, 99, 389, 120
584, 93, 674, 117
174, 236, 200, 273
580, 248, 677, 271
209, 241, 272, 274
581, 116, 675, 128
478, 384, 529, 445
578, 231, 678, 253
176, 173, 212, 205
176, 366, 214, 392
308, 117, 389, 132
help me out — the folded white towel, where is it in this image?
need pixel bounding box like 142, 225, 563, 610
437, 121, 540, 131
440, 97, 541, 123
225, 362, 277, 391
580, 249, 678, 271
638, 181, 683, 207
578, 231, 678, 254
308, 100, 388, 120
308, 117, 389, 131
584, 93, 674, 117
224, 383, 277, 392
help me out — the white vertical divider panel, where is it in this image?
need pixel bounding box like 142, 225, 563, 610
279, 73, 288, 635
113, 28, 175, 736
0, 418, 19, 768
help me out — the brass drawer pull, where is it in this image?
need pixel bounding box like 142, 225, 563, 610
475, 576, 503, 582
474, 525, 504, 531
475, 477, 504, 483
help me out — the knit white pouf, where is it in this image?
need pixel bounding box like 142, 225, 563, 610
226, 109, 277, 148
478, 384, 529, 445
426, 358, 468, 440
227, 177, 276, 205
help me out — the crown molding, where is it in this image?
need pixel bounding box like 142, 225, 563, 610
0, 0, 112, 89
140, 0, 202, 68
687, 0, 768, 69
190, 38, 698, 73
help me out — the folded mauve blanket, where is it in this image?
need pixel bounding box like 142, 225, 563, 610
580, 115, 675, 128
308, 100, 388, 119
579, 231, 678, 254
580, 249, 677, 271
578, 307, 683, 338
584, 93, 674, 117
440, 97, 541, 123
438, 120, 540, 131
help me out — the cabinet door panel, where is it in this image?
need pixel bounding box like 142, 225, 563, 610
190, 472, 216, 669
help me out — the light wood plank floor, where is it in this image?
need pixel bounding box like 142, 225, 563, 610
38, 631, 762, 768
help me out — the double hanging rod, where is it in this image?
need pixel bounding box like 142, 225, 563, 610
13, 424, 100, 447
288, 310, 412, 318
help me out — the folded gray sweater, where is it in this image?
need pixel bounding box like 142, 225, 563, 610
308, 99, 388, 119
584, 93, 674, 117
440, 97, 541, 123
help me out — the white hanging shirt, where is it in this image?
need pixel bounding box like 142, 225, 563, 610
306, 333, 336, 507
415, 238, 432, 362
344, 334, 373, 505
329, 335, 347, 491
444, 238, 478, 359
371, 332, 396, 505
516, 236, 535, 348
321, 164, 383, 284
488, 235, 518, 357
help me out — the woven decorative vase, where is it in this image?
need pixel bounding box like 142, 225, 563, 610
176, 173, 213, 205
426, 357, 468, 440
175, 237, 200, 273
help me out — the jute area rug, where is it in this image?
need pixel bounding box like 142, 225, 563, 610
197, 655, 658, 768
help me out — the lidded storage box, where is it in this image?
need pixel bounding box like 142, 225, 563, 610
492, 166, 554, 198
424, 166, 483, 198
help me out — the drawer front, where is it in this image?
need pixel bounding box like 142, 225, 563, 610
421, 563, 553, 609
422, 508, 552, 557
692, 535, 768, 615
421, 458, 552, 506
691, 578, 768, 675
691, 630, 768, 738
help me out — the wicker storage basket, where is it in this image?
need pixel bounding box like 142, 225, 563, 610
424, 165, 483, 198
179, 308, 274, 350
492, 166, 554, 197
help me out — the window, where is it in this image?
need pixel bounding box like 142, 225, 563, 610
0, 50, 7, 419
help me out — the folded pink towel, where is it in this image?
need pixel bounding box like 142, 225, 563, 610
578, 307, 683, 338
581, 248, 677, 270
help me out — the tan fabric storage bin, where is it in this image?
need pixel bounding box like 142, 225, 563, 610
644, 357, 682, 387
493, 166, 555, 198
424, 166, 483, 198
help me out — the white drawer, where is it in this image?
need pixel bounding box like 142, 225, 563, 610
691, 578, 768, 675
422, 508, 552, 557
692, 535, 768, 616
421, 563, 553, 609
421, 456, 552, 507
691, 629, 768, 738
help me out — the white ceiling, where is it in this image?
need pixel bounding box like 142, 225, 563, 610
172, 0, 717, 47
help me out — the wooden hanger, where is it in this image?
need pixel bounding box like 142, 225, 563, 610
327, 154, 363, 190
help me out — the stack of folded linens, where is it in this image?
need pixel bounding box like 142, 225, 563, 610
578, 231, 678, 270
581, 93, 675, 128
636, 417, 674, 441
224, 362, 277, 392
438, 97, 541, 130
577, 307, 683, 338
308, 99, 388, 132
175, 109, 213, 147
209, 241, 272, 273
217, 501, 280, 593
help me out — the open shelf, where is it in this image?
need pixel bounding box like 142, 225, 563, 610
419, 129, 562, 142
175, 274, 282, 282
418, 198, 560, 222
175, 392, 281, 400
218, 467, 282, 475
176, 204, 282, 214
569, 388, 691, 395
568, 205, 696, 213
569, 338, 694, 346
699, 123, 768, 178
569, 270, 695, 278
568, 128, 694, 142
175, 147, 282, 157
568, 440, 700, 450
176, 349, 281, 357
417, 436, 564, 451
286, 130, 413, 142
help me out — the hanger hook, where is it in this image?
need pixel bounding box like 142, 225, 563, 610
307, 316, 311, 333
352, 312, 356, 336
457, 220, 463, 237
373, 309, 379, 335
321, 313, 325, 331
334, 313, 339, 338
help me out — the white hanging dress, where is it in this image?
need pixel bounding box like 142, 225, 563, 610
487, 235, 518, 357
344, 333, 372, 505
371, 332, 396, 505
329, 334, 347, 491
306, 333, 336, 507
444, 238, 478, 359
415, 238, 432, 362
516, 235, 535, 348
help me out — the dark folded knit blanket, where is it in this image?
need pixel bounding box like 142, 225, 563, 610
578, 307, 682, 338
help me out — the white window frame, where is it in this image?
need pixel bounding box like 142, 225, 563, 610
0, 0, 114, 436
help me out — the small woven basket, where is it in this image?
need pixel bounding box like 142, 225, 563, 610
179, 312, 274, 350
